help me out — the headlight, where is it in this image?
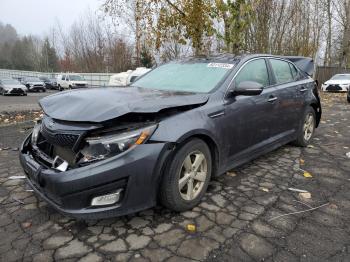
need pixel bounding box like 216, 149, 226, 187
79, 125, 157, 163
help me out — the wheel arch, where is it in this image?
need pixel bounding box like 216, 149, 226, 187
309, 102, 321, 127
171, 131, 220, 178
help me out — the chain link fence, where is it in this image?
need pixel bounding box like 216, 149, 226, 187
0, 69, 113, 87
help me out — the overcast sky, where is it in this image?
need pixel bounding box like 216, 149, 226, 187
0, 0, 103, 36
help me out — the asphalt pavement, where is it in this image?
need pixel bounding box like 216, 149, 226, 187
0, 90, 57, 113
0, 92, 349, 262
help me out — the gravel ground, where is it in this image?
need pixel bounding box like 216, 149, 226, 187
0, 92, 349, 262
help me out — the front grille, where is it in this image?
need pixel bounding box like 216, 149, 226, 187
75, 84, 86, 87
326, 85, 342, 91
41, 124, 79, 148
34, 84, 44, 87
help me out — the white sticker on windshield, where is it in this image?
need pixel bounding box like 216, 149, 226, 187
207, 63, 234, 69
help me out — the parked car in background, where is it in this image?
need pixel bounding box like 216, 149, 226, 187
57, 74, 88, 91
21, 77, 46, 92
321, 74, 350, 92
0, 78, 27, 96
108, 67, 151, 87
20, 54, 321, 219
347, 88, 350, 103
39, 76, 58, 90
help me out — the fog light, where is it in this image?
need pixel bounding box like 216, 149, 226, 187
91, 189, 123, 206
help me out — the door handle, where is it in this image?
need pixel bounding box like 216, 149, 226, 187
267, 96, 277, 103
300, 87, 307, 92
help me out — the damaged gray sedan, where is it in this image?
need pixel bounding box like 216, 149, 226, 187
19, 54, 321, 219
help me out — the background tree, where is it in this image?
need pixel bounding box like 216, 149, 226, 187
41, 38, 59, 72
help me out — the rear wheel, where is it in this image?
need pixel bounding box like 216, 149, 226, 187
159, 138, 212, 212
292, 107, 316, 147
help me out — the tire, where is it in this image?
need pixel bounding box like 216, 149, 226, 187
292, 107, 316, 147
159, 138, 212, 212
58, 85, 62, 91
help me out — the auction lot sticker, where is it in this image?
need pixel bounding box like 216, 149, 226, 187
207, 63, 234, 69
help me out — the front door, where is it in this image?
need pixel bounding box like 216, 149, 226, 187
222, 58, 278, 163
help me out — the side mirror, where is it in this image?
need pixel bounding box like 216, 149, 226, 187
231, 81, 264, 96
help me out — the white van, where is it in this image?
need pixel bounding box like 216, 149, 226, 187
57, 74, 88, 91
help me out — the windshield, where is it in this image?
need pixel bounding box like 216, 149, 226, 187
26, 77, 41, 82
69, 75, 84, 81
1, 79, 20, 85
133, 62, 234, 93
331, 74, 350, 80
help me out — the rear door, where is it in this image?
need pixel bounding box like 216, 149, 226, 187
267, 58, 302, 139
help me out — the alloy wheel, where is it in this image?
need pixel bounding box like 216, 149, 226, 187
303, 113, 314, 141
178, 151, 208, 201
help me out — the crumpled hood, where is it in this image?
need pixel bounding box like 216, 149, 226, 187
39, 87, 209, 122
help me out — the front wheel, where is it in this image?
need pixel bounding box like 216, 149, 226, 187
159, 138, 212, 212
292, 107, 316, 147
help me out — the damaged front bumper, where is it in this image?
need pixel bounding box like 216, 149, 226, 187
19, 134, 171, 219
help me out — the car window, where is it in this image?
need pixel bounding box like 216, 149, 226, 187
270, 59, 294, 84
61, 75, 65, 80
234, 59, 269, 87
69, 75, 84, 81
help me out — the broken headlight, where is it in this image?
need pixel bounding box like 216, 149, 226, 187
80, 125, 157, 163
